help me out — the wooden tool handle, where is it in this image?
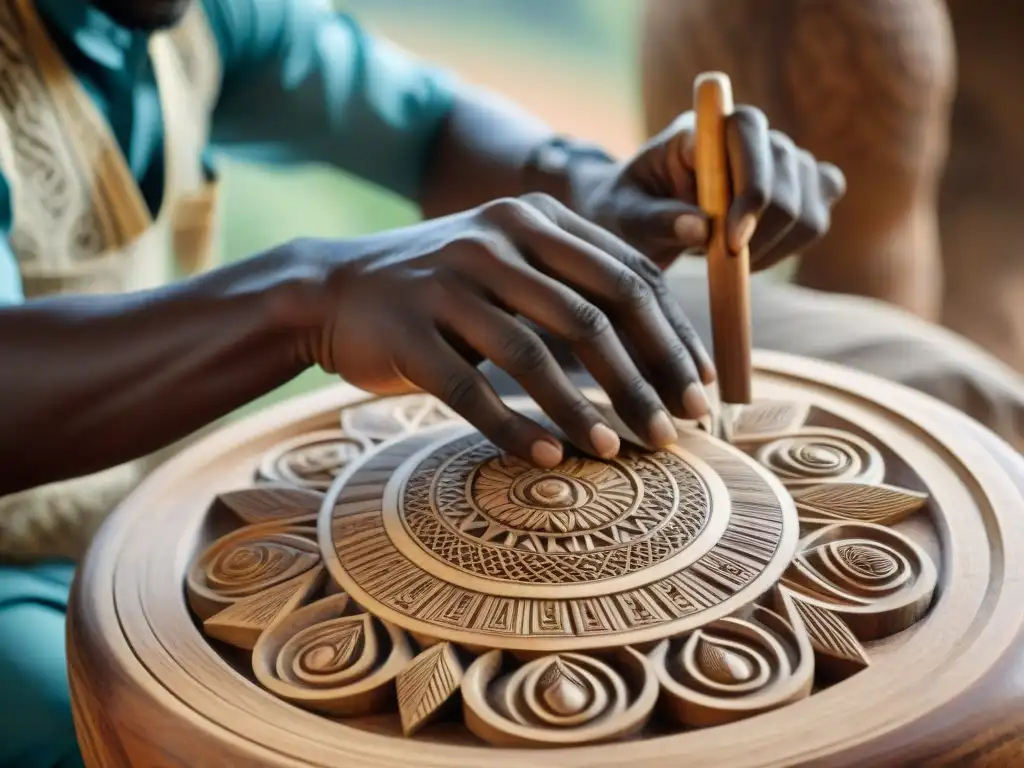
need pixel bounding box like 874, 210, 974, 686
693, 72, 752, 405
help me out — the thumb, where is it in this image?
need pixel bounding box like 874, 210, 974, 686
614, 187, 710, 256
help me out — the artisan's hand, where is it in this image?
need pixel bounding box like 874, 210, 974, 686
295, 194, 715, 468
573, 109, 846, 269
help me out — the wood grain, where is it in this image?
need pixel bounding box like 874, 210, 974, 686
693, 72, 752, 406
66, 359, 1024, 766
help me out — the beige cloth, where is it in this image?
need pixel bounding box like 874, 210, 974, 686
668, 265, 1024, 453
0, 0, 221, 562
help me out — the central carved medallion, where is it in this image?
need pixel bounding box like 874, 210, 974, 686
325, 424, 795, 650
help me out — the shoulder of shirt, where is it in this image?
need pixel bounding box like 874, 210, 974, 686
198, 0, 351, 72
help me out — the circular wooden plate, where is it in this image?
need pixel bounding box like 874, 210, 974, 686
68, 352, 1024, 767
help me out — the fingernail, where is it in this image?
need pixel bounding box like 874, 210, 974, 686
698, 354, 717, 384
531, 439, 563, 468
683, 383, 711, 418
589, 423, 620, 459
674, 214, 709, 246
649, 410, 678, 448
731, 213, 757, 253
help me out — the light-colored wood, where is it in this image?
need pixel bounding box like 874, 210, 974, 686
67, 358, 1024, 766
694, 72, 753, 407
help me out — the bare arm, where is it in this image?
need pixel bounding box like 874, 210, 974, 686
0, 251, 319, 494
417, 88, 613, 219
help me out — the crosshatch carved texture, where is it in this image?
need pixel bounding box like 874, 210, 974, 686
182, 395, 940, 747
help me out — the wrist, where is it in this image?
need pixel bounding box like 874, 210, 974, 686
209, 243, 336, 369
523, 136, 618, 212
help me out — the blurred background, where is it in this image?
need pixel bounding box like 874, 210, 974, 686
224, 0, 640, 419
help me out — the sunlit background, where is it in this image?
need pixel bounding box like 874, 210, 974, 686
223, 1, 641, 418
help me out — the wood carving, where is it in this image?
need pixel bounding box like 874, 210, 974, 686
396, 641, 464, 736
67, 358, 1024, 766
174, 394, 942, 747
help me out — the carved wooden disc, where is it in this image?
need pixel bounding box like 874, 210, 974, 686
64, 356, 1024, 767
322, 418, 798, 651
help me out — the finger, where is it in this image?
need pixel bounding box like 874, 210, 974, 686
457, 233, 678, 449
818, 161, 847, 204
506, 205, 711, 422
753, 151, 832, 268
395, 330, 565, 468
436, 288, 621, 459
611, 186, 710, 254
520, 193, 716, 385
748, 131, 801, 267
724, 106, 773, 254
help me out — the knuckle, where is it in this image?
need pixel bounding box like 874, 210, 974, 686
565, 302, 612, 342
621, 252, 662, 285
662, 339, 691, 363
440, 373, 478, 412
480, 196, 535, 228
455, 232, 510, 267
797, 148, 820, 173
769, 129, 796, 154
734, 104, 770, 132
566, 396, 595, 421
500, 333, 551, 377
612, 269, 654, 308
621, 373, 656, 402
519, 191, 562, 215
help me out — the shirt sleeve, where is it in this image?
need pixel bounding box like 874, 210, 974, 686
201, 0, 458, 201
0, 238, 22, 306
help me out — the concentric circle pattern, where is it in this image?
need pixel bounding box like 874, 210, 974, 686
324, 422, 798, 651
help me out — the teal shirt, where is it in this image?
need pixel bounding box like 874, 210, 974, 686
0, 0, 457, 304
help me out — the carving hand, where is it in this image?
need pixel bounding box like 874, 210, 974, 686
293, 194, 715, 468
572, 108, 847, 269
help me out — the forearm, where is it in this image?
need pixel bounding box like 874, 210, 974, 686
0, 249, 320, 494
419, 89, 558, 218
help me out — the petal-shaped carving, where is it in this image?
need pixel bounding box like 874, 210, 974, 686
217, 485, 323, 526
187, 523, 320, 619
203, 565, 325, 650
396, 642, 464, 736
258, 431, 371, 491
252, 594, 412, 716
792, 482, 928, 526
754, 428, 885, 487
731, 400, 811, 442
462, 648, 657, 747
651, 599, 814, 728
780, 588, 869, 681
782, 522, 937, 641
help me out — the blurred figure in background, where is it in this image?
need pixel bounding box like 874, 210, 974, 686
643, 0, 1024, 371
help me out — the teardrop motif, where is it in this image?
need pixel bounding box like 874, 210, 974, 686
295, 614, 367, 675
835, 543, 898, 579
696, 635, 755, 684
538, 657, 591, 716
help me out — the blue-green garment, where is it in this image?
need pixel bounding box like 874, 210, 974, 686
0, 1, 455, 765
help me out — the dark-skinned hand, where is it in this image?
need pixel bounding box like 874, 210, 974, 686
295, 193, 716, 469
571, 107, 847, 269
